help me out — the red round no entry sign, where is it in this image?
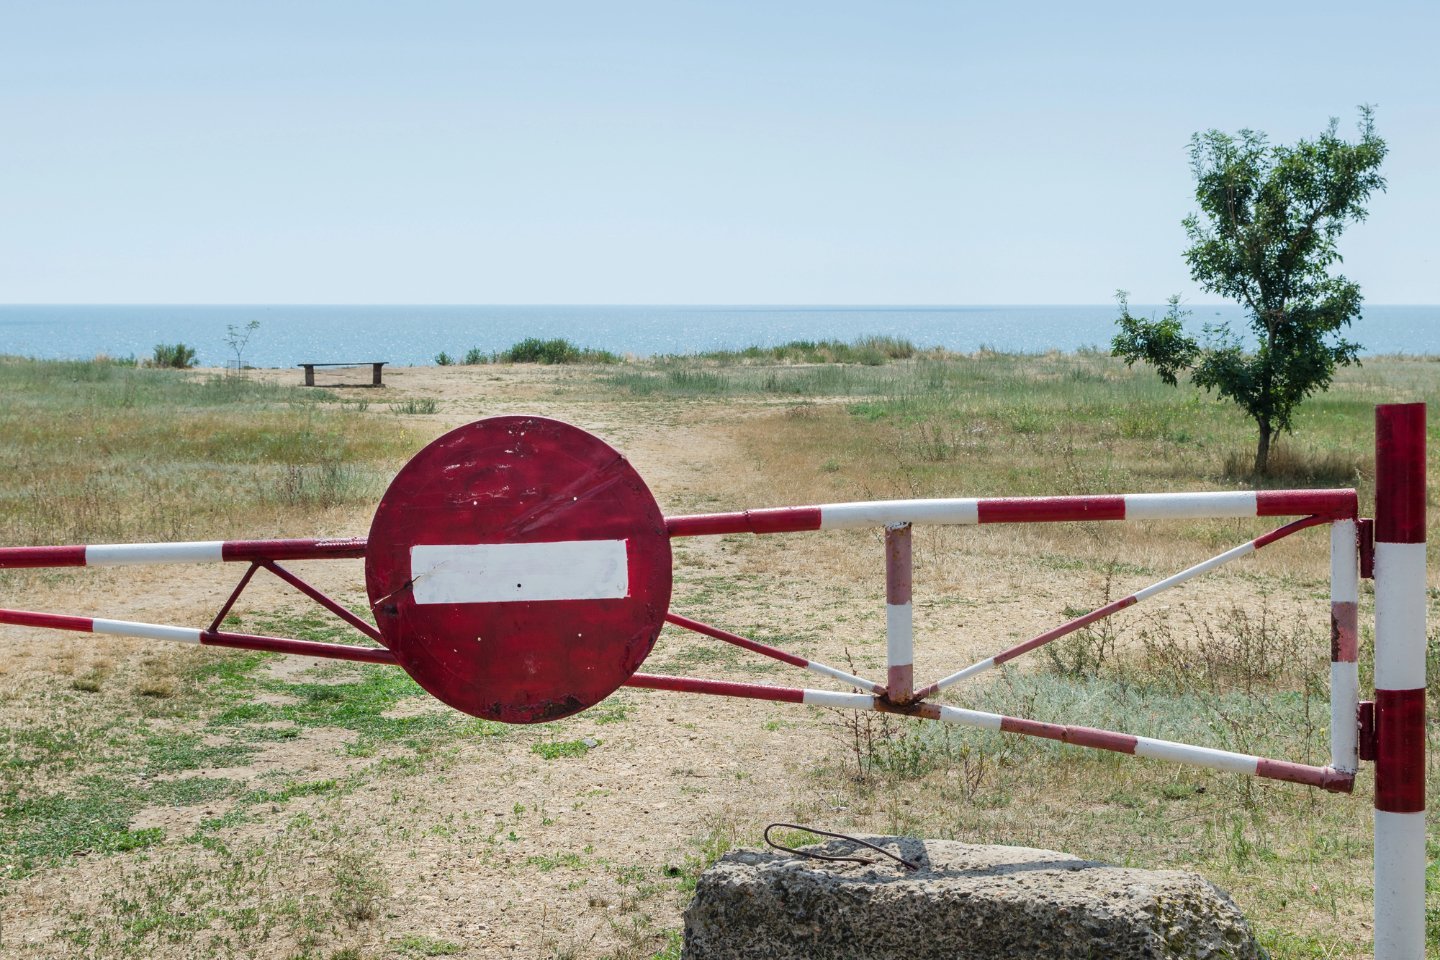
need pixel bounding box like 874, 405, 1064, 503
365, 416, 672, 723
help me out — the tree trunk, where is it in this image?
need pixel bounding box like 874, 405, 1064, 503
1254, 419, 1272, 476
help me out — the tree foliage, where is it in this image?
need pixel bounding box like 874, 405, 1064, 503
1113, 107, 1386, 474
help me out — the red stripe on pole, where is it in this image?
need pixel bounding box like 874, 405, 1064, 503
625, 672, 806, 703
1254, 758, 1355, 793
1331, 601, 1359, 662
221, 538, 369, 562
1375, 405, 1426, 543
0, 608, 94, 632
885, 524, 912, 604
665, 507, 823, 538
201, 631, 398, 665
663, 612, 809, 668
1256, 489, 1358, 520
999, 716, 1139, 753
1375, 688, 1426, 812
977, 496, 1126, 524
0, 545, 88, 569
992, 595, 1138, 666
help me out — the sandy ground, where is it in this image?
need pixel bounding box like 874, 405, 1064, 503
0, 364, 1353, 959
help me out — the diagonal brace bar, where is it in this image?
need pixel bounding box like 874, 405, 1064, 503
915, 514, 1328, 700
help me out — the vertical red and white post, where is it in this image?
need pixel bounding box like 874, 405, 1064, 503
1373, 403, 1426, 960
885, 523, 914, 704
1330, 517, 1359, 773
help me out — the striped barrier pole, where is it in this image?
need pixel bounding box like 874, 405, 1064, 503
1373, 403, 1426, 960
1330, 518, 1360, 774
663, 612, 883, 693
665, 489, 1357, 536
0, 537, 367, 569
0, 606, 397, 665
623, 673, 1353, 792
886, 523, 914, 703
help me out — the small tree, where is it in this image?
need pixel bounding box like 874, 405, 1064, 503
1113, 108, 1387, 474
224, 320, 261, 372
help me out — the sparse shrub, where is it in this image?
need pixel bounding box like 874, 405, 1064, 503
330, 848, 389, 926
434, 351, 454, 366
463, 347, 488, 365
390, 398, 438, 415
150, 343, 197, 368
496, 337, 618, 364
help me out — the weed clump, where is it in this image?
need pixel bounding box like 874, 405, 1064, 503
496, 337, 619, 364
150, 342, 197, 368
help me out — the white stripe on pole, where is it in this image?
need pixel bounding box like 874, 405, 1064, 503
1131, 541, 1256, 602
410, 540, 630, 605
86, 541, 225, 566
1375, 811, 1427, 959
1330, 520, 1359, 604
926, 658, 996, 695
801, 689, 875, 710
886, 603, 913, 669
92, 618, 203, 643
1330, 662, 1360, 773
1133, 737, 1260, 775
819, 499, 979, 529
935, 704, 1005, 732
1123, 491, 1258, 520
804, 660, 883, 693
1374, 543, 1427, 688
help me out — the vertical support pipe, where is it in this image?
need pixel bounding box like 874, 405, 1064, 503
885, 523, 914, 703
1373, 403, 1426, 960
1330, 519, 1359, 773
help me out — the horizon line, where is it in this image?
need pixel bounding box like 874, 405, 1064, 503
3, 302, 1437, 309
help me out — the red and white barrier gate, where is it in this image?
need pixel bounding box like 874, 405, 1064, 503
0, 408, 1426, 957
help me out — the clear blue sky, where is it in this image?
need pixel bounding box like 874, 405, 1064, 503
2, 1, 1435, 305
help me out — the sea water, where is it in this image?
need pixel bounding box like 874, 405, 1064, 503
0, 304, 1436, 368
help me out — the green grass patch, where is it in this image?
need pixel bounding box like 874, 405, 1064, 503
530, 738, 596, 760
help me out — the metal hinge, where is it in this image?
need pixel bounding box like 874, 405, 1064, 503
1358, 518, 1375, 579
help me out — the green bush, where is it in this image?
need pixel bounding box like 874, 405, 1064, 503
150, 343, 197, 368
434, 351, 453, 366
463, 347, 488, 365
496, 338, 618, 365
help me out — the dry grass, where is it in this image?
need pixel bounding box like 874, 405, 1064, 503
1, 352, 1436, 959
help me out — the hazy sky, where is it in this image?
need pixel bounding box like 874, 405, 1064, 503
2, 1, 1436, 304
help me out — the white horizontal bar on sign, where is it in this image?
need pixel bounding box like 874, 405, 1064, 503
92, 618, 203, 643
1122, 492, 1257, 520
819, 499, 979, 530
86, 541, 225, 566
410, 540, 630, 605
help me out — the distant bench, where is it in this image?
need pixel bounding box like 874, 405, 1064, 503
298, 362, 387, 388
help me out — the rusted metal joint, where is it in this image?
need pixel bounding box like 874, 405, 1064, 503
873, 696, 940, 720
